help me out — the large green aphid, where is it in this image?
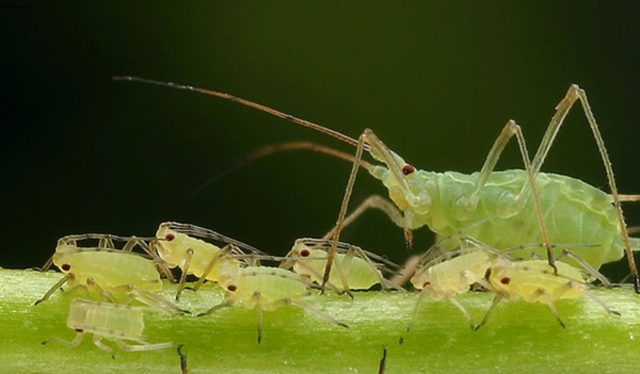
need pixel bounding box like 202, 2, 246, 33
113, 77, 640, 292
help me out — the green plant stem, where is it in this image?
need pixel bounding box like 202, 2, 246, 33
1, 269, 640, 373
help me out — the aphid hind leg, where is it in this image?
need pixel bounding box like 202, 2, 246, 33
191, 245, 234, 293
253, 292, 264, 344
449, 297, 475, 330
407, 290, 427, 333
467, 120, 555, 274
285, 298, 348, 328
530, 85, 639, 293
121, 285, 190, 314
113, 339, 173, 352
197, 299, 233, 317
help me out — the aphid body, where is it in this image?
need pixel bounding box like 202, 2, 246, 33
155, 223, 241, 283
54, 243, 162, 292
200, 266, 347, 342
48, 298, 173, 352
285, 239, 395, 292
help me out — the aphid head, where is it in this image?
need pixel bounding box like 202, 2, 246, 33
52, 251, 73, 274
369, 151, 433, 216
154, 224, 182, 266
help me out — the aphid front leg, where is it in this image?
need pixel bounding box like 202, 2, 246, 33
474, 293, 504, 330
92, 335, 114, 352
175, 248, 194, 301
34, 273, 72, 305
42, 330, 85, 348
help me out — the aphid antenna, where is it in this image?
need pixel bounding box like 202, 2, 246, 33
163, 221, 268, 256
113, 76, 366, 151
190, 141, 373, 199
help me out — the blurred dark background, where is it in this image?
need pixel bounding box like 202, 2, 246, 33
2, 2, 639, 280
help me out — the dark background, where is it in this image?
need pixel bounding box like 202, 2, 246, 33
3, 2, 640, 279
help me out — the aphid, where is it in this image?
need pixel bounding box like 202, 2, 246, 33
35, 234, 186, 313
43, 298, 173, 353
153, 221, 267, 300
113, 76, 640, 292
177, 344, 188, 374
475, 258, 620, 329
282, 238, 400, 293
198, 266, 348, 343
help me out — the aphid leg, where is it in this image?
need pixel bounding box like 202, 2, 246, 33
346, 243, 404, 291
474, 293, 504, 330
124, 285, 190, 314
98, 236, 115, 249
140, 240, 176, 282
34, 274, 72, 305
407, 290, 427, 332
531, 85, 639, 292
286, 299, 349, 328
390, 255, 420, 288
323, 133, 366, 291
175, 248, 194, 301
113, 339, 173, 352
558, 249, 612, 287
466, 120, 555, 273
197, 299, 233, 317
43, 330, 85, 347
448, 297, 475, 330
177, 344, 189, 374
535, 289, 565, 328
322, 195, 408, 246
92, 335, 114, 352
86, 278, 117, 302
191, 245, 234, 293
583, 290, 621, 316
40, 255, 54, 272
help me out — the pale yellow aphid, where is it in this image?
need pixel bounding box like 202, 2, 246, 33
153, 221, 266, 300
477, 258, 619, 329
44, 298, 173, 353
198, 266, 348, 343
36, 234, 186, 313
283, 238, 400, 293
408, 247, 493, 331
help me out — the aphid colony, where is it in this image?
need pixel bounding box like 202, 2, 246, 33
37, 221, 619, 360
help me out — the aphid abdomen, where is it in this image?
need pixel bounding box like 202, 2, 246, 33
57, 250, 162, 291
231, 267, 307, 310
404, 170, 622, 269
336, 255, 381, 290
67, 299, 145, 340
490, 260, 586, 303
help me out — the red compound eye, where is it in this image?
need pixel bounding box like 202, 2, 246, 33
165, 234, 175, 241
500, 277, 511, 285
402, 164, 416, 175
300, 249, 310, 257
227, 285, 237, 292
75, 328, 84, 333
61, 264, 71, 271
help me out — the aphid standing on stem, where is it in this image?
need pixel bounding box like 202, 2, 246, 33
282, 238, 401, 293
476, 258, 620, 329
113, 76, 640, 292
153, 221, 267, 300
43, 298, 173, 353
198, 266, 348, 343
35, 234, 187, 313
